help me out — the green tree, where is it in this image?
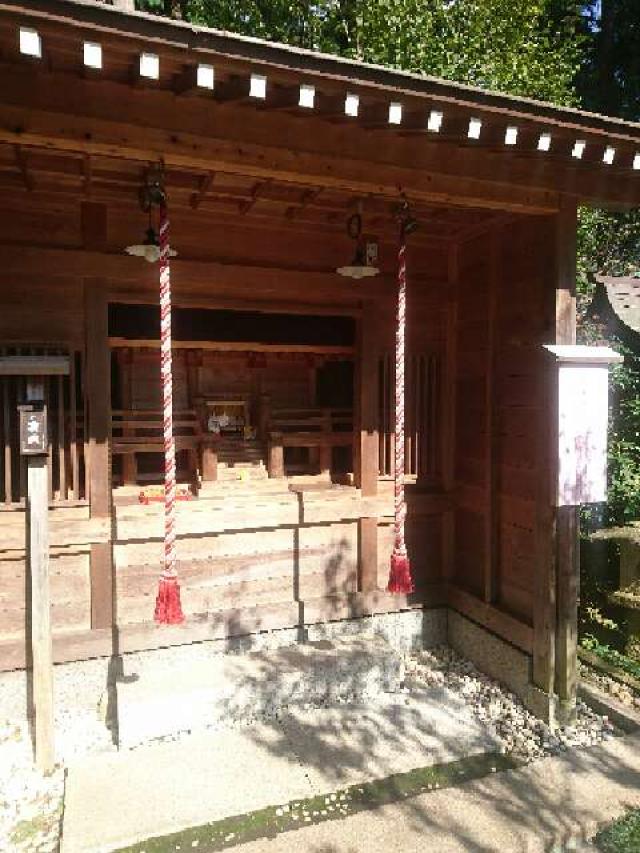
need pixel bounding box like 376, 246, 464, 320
135, 1, 585, 105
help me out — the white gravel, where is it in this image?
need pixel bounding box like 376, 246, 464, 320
0, 660, 116, 853
406, 646, 618, 763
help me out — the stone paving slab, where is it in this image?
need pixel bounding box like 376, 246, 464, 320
281, 687, 497, 789
229, 730, 640, 853
61, 685, 496, 853
61, 725, 314, 853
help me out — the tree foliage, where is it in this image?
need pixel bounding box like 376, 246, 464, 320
135, 1, 585, 104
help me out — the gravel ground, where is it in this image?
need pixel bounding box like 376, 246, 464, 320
579, 660, 640, 711
0, 645, 629, 852
406, 647, 618, 763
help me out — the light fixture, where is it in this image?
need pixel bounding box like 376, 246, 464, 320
634, 153, 640, 171
336, 209, 379, 279
125, 166, 178, 264
603, 146, 616, 165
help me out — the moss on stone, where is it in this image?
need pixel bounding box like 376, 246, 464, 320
116, 751, 518, 853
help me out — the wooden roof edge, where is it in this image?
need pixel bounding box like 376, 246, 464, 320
6, 0, 640, 147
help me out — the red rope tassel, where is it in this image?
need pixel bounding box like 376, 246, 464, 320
387, 236, 414, 595
154, 199, 185, 624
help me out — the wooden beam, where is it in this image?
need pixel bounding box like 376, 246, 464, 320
0, 99, 561, 214
0, 589, 436, 671
190, 171, 214, 209
108, 338, 354, 356
1, 62, 637, 208
447, 585, 534, 654
0, 244, 380, 306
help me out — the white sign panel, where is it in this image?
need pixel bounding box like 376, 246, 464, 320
557, 364, 609, 506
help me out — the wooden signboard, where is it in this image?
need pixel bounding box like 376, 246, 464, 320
544, 345, 623, 507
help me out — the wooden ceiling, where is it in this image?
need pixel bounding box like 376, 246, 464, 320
0, 142, 509, 244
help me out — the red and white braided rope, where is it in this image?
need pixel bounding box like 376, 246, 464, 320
159, 202, 177, 579
393, 239, 408, 556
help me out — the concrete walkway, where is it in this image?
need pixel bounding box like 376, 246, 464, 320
61, 685, 496, 853
231, 730, 640, 853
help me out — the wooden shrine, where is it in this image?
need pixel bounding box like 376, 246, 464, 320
1, 0, 640, 721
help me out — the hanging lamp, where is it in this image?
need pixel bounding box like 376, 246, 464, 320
125, 206, 178, 264
336, 207, 379, 279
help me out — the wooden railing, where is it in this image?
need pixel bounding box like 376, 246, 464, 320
110, 408, 208, 486
267, 407, 353, 478
378, 352, 440, 482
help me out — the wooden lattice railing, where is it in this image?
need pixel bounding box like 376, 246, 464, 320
378, 352, 440, 482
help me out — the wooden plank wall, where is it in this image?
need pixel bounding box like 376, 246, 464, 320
453, 217, 553, 629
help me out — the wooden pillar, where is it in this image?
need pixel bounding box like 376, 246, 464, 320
118, 348, 137, 485
357, 303, 379, 592
356, 304, 379, 497
268, 433, 284, 478
442, 243, 459, 582
483, 230, 500, 603
533, 198, 578, 720
555, 506, 579, 702
26, 379, 55, 773
85, 280, 112, 628
82, 201, 113, 630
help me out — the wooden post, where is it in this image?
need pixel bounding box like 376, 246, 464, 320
318, 409, 332, 476
442, 243, 459, 582
268, 433, 284, 478
25, 379, 55, 773
118, 348, 137, 485
483, 229, 500, 603
357, 303, 379, 592
84, 278, 113, 629
555, 506, 579, 702
533, 199, 578, 722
